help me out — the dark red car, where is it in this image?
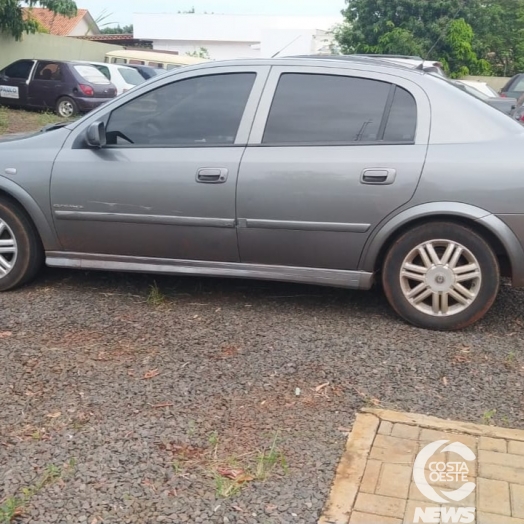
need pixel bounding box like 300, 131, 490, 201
0, 59, 117, 117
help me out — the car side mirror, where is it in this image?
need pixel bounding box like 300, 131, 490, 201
86, 121, 107, 148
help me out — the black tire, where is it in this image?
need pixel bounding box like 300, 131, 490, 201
382, 222, 499, 331
0, 198, 43, 291
55, 96, 78, 118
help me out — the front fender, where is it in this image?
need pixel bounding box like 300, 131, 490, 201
0, 176, 60, 251
359, 202, 524, 287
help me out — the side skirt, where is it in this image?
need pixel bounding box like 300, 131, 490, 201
45, 252, 374, 290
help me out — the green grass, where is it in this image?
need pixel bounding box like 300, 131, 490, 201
0, 108, 8, 135
147, 281, 166, 306
0, 460, 76, 523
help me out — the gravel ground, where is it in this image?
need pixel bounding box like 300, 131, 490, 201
1, 268, 524, 523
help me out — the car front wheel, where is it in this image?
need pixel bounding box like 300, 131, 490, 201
382, 222, 499, 330
0, 198, 43, 291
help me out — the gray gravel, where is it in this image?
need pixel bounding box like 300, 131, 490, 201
1, 268, 524, 523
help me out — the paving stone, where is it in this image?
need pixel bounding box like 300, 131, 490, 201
477, 477, 510, 516
360, 459, 382, 494
511, 484, 524, 518
419, 429, 477, 450
349, 511, 402, 524
376, 463, 411, 499
477, 513, 524, 524
509, 441, 524, 456
479, 437, 507, 453
369, 447, 415, 465
391, 424, 420, 440
354, 493, 406, 519
403, 501, 442, 524
378, 422, 393, 436
478, 450, 524, 469
373, 435, 419, 454
479, 463, 524, 484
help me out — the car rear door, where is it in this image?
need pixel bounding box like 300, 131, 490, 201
236, 65, 430, 270
50, 66, 269, 262
0, 60, 35, 107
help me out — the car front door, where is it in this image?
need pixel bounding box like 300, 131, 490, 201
0, 60, 35, 107
50, 66, 269, 263
236, 66, 430, 270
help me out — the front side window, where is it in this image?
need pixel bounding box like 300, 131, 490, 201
263, 73, 416, 145
3, 60, 34, 80
106, 73, 256, 146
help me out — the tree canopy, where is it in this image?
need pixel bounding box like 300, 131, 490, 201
0, 0, 77, 40
336, 0, 524, 77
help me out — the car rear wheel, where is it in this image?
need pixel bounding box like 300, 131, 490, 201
382, 222, 499, 330
55, 96, 78, 118
0, 198, 43, 291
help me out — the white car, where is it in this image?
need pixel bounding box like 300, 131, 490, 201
78, 61, 145, 96
456, 79, 499, 98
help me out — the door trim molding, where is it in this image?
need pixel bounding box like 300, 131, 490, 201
45, 252, 374, 290
240, 218, 370, 233
53, 211, 235, 228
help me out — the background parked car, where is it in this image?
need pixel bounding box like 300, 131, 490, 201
0, 59, 117, 117
458, 79, 500, 97
499, 73, 524, 99
452, 79, 517, 115
126, 64, 165, 80
79, 62, 146, 96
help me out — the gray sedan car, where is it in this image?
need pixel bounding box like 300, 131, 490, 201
1, 57, 523, 331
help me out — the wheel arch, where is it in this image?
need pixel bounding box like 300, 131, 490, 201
360, 203, 524, 287
0, 182, 60, 251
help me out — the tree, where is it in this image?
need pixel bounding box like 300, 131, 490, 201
100, 24, 133, 35
0, 0, 77, 40
187, 47, 210, 59
336, 0, 490, 77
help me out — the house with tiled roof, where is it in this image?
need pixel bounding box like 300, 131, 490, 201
23, 7, 100, 37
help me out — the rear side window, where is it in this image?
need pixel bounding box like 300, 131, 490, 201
383, 87, 417, 142
35, 62, 63, 81
263, 73, 417, 144
74, 65, 110, 84
263, 73, 390, 144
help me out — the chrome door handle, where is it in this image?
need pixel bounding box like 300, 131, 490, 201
360, 168, 396, 185
196, 168, 228, 184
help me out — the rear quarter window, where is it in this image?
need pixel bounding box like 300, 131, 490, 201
74, 65, 111, 84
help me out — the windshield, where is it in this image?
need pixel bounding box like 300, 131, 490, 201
74, 65, 111, 84
118, 67, 146, 86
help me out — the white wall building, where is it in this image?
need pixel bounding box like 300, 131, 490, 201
133, 14, 341, 60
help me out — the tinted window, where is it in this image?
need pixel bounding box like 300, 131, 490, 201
35, 62, 63, 81
118, 67, 145, 86
263, 73, 391, 144
93, 65, 111, 80
513, 76, 524, 92
383, 87, 417, 142
4, 60, 34, 80
106, 73, 256, 146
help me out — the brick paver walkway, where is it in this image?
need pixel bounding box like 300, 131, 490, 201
319, 409, 524, 524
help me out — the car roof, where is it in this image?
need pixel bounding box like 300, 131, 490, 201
75, 60, 136, 69
169, 56, 427, 77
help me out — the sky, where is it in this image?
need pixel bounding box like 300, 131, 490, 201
77, 0, 346, 26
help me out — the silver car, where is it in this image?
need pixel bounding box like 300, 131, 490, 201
1, 57, 523, 331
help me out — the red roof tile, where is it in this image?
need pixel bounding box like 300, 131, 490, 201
23, 7, 91, 36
